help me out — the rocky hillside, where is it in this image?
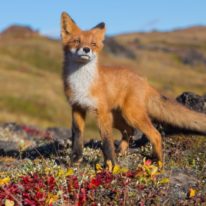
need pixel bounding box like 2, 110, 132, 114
0, 25, 206, 137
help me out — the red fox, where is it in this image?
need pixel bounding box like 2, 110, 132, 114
61, 12, 206, 169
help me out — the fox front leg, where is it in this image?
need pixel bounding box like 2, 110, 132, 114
97, 110, 116, 171
71, 106, 86, 163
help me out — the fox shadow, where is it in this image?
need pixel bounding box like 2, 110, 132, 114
0, 140, 65, 160
0, 136, 149, 162
0, 128, 204, 162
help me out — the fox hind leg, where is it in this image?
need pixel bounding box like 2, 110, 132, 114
112, 110, 135, 155
122, 108, 163, 162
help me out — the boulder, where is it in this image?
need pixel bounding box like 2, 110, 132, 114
176, 92, 206, 113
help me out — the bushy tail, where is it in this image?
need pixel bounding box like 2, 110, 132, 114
147, 90, 206, 135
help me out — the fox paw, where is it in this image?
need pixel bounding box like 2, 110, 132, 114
116, 140, 129, 156
71, 153, 83, 165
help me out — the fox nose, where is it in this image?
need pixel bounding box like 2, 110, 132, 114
83, 47, 90, 53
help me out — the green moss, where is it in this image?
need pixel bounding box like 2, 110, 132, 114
0, 96, 56, 121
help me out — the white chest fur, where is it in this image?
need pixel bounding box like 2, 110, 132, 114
66, 59, 98, 109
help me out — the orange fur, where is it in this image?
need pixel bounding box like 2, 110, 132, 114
61, 12, 206, 167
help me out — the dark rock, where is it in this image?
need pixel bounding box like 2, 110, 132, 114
134, 42, 206, 67
0, 141, 19, 154
130, 130, 148, 148
1, 122, 24, 132
104, 37, 136, 59
169, 169, 197, 186
167, 169, 198, 200
84, 139, 102, 149
136, 43, 175, 53
176, 91, 206, 113
46, 127, 72, 146
177, 49, 206, 66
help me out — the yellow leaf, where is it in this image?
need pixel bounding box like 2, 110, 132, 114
120, 167, 128, 173
0, 177, 10, 186
144, 166, 151, 175
46, 193, 58, 204
189, 188, 196, 198
158, 161, 163, 169
5, 199, 14, 206
113, 165, 121, 174
150, 166, 158, 176
44, 167, 51, 174
48, 196, 58, 204
57, 169, 65, 177
159, 177, 170, 184
65, 168, 74, 176
95, 163, 102, 172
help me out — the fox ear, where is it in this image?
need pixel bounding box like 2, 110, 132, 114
91, 22, 106, 41
61, 12, 80, 43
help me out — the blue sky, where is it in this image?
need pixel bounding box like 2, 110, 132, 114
0, 0, 206, 37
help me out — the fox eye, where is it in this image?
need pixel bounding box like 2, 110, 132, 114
73, 39, 80, 44
91, 42, 97, 47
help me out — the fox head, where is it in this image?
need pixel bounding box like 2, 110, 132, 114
61, 12, 106, 63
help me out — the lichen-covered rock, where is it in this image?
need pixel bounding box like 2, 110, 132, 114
176, 91, 206, 113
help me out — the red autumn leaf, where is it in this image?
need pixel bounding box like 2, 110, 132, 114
67, 175, 79, 192
78, 188, 87, 205
24, 198, 37, 206
88, 177, 101, 189
35, 191, 45, 200
21, 175, 33, 184
125, 170, 135, 178
23, 192, 30, 198
47, 176, 56, 191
